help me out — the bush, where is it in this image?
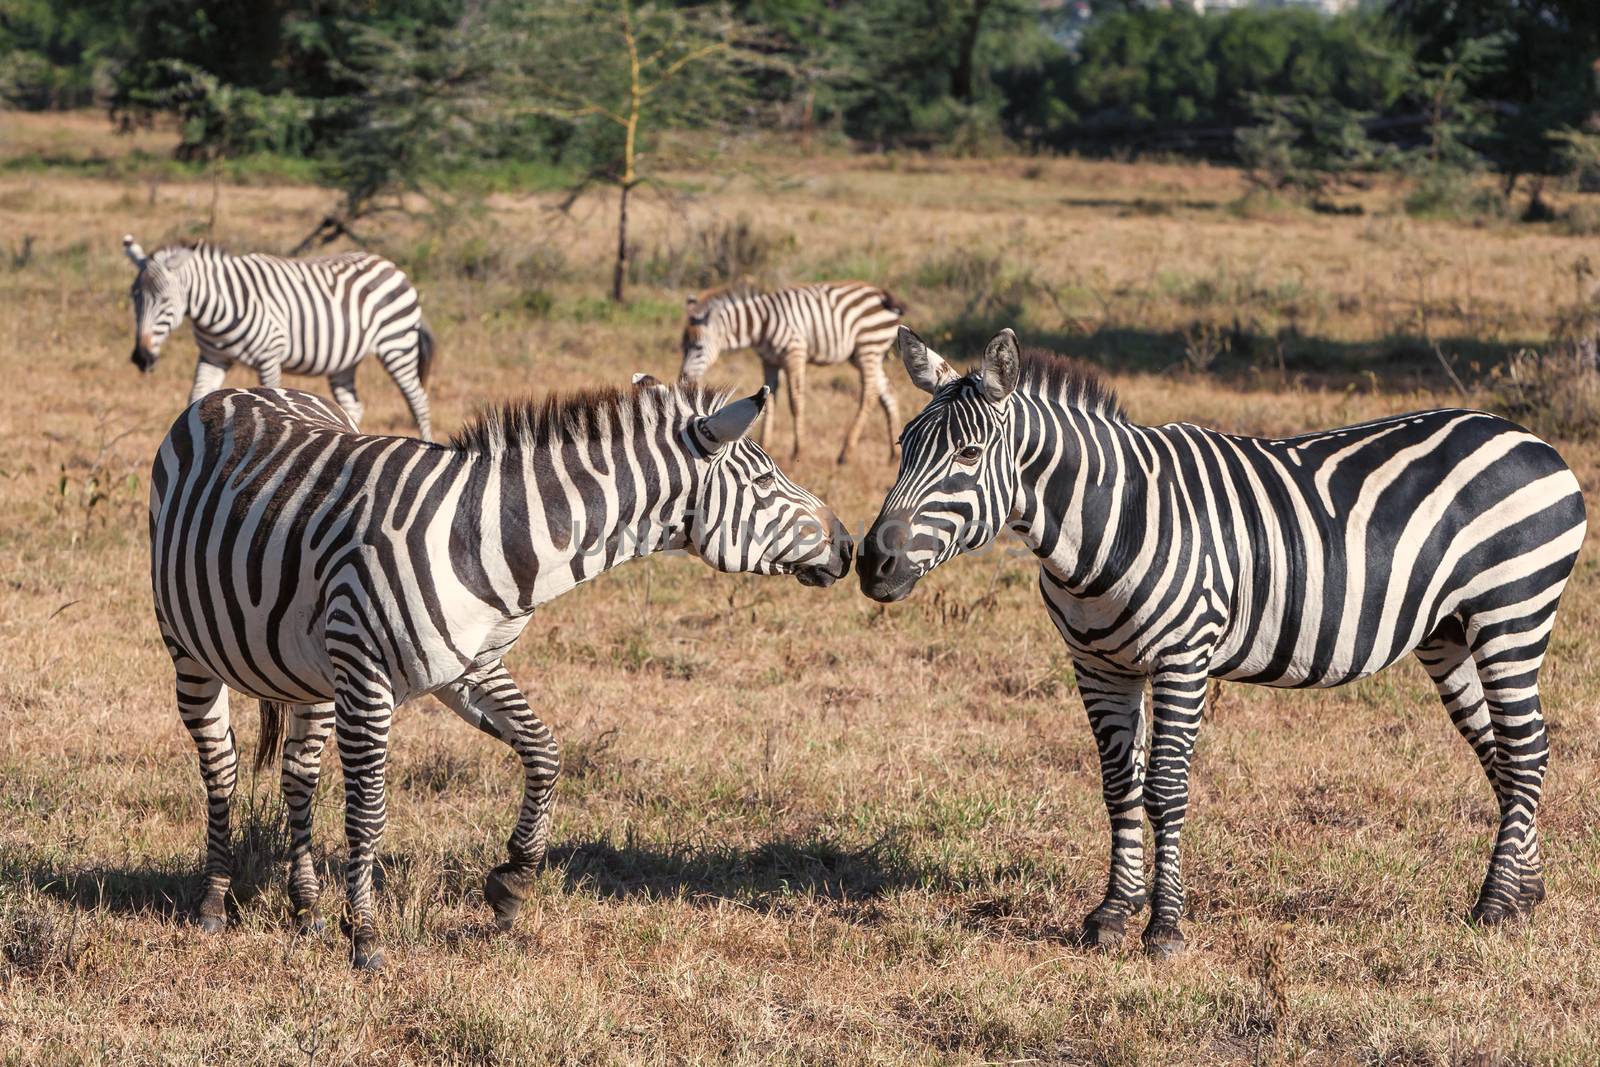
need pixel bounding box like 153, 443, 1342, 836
1403, 171, 1509, 222
118, 60, 320, 161
1557, 201, 1600, 236
630, 216, 793, 292
1488, 311, 1600, 440
913, 248, 1005, 292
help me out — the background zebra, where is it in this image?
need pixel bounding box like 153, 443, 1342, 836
149, 379, 851, 969
859, 326, 1586, 958
678, 280, 906, 464
122, 235, 437, 440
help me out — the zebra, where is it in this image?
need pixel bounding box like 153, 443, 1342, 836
149, 378, 851, 970
679, 281, 906, 464
122, 235, 437, 441
858, 325, 1586, 958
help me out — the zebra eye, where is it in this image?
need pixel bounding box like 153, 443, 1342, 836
955, 444, 983, 464
754, 470, 776, 490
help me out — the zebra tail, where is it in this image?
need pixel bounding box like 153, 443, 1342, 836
879, 287, 908, 317
417, 319, 437, 388
255, 700, 286, 773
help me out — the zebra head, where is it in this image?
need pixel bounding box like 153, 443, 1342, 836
679, 295, 723, 380
858, 326, 1021, 603
123, 236, 193, 373
685, 386, 853, 587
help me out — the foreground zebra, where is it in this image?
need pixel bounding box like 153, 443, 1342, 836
123, 235, 437, 440
859, 326, 1585, 957
150, 379, 851, 969
679, 281, 906, 463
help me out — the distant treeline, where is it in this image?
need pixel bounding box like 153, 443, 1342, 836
2, 0, 1597, 183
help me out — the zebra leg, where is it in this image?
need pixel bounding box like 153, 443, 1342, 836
783, 350, 807, 461
874, 353, 901, 461
1467, 620, 1553, 925
332, 676, 394, 970
1073, 662, 1149, 951
1141, 665, 1208, 959
170, 647, 236, 934
756, 363, 782, 451
327, 369, 364, 429
281, 702, 334, 936
1415, 624, 1520, 911
437, 663, 561, 931
188, 357, 229, 404
376, 344, 433, 442
254, 356, 284, 390
838, 355, 875, 465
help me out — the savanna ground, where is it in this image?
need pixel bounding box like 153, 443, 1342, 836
4, 111, 1600, 1065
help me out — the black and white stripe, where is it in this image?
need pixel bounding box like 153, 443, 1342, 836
123, 236, 437, 440
860, 327, 1586, 957
149, 379, 851, 968
679, 281, 906, 463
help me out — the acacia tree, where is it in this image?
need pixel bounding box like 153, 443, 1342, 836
495, 1, 764, 302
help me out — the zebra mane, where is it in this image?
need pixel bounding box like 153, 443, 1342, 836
448, 380, 724, 453
149, 239, 216, 266
1015, 347, 1124, 421
692, 283, 758, 307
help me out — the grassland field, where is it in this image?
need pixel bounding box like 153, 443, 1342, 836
4, 110, 1600, 1065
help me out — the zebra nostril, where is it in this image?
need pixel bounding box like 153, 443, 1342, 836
873, 550, 898, 578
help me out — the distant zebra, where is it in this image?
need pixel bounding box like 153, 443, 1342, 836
150, 379, 851, 969
860, 326, 1586, 957
122, 235, 437, 440
679, 281, 906, 463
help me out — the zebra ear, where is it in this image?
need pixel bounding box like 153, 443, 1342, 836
122, 234, 148, 268
980, 328, 1020, 404
898, 326, 958, 394
698, 387, 769, 448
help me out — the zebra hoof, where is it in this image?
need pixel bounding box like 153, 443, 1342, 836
352, 944, 386, 972
1142, 925, 1186, 960
1469, 902, 1517, 927
351, 930, 386, 972
294, 911, 326, 938
484, 864, 534, 932
1075, 915, 1126, 952
197, 913, 227, 935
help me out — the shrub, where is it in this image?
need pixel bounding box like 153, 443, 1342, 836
630, 216, 793, 292
1487, 310, 1600, 440
1402, 171, 1509, 222
914, 248, 1005, 293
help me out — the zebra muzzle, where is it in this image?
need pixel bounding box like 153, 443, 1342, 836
131, 344, 158, 373
794, 517, 853, 588
857, 515, 922, 603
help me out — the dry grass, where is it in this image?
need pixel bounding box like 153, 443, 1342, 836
3, 112, 1600, 1065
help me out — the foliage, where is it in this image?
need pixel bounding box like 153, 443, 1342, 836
1403, 32, 1507, 175
0, 0, 130, 107
1236, 92, 1388, 197
629, 215, 794, 292
487, 0, 772, 300
115, 60, 321, 160
1003, 8, 1412, 149
1387, 0, 1600, 184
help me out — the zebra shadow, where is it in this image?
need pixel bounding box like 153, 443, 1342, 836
18, 801, 287, 923
546, 833, 919, 911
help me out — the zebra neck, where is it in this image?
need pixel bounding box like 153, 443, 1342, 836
180, 247, 231, 332
458, 434, 699, 615
1009, 400, 1154, 596
714, 295, 767, 351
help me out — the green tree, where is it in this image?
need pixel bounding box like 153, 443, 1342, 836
493, 0, 768, 302
1388, 0, 1600, 196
